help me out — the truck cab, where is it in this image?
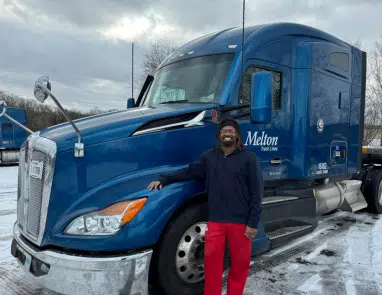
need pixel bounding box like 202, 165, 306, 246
11, 22, 379, 295
0, 106, 28, 164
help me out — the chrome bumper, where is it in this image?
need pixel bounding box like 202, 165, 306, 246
12, 223, 153, 295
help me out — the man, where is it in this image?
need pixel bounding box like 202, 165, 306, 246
148, 116, 263, 295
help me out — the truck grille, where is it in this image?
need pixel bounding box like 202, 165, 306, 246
16, 149, 25, 227
26, 150, 47, 237
16, 134, 57, 246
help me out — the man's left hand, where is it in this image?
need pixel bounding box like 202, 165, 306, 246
245, 226, 257, 239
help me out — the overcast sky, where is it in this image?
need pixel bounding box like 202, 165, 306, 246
0, 0, 380, 111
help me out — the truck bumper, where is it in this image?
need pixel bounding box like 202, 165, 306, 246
11, 223, 153, 295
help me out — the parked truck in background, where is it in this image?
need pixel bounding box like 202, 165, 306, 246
9, 22, 382, 295
0, 105, 29, 164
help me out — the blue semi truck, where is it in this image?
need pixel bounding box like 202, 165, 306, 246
9, 22, 382, 295
0, 104, 30, 164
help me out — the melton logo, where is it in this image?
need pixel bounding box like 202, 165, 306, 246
244, 131, 279, 151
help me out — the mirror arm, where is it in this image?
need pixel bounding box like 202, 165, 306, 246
37, 85, 84, 157
37, 85, 82, 145
0, 101, 33, 134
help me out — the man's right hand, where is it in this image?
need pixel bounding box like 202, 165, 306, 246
148, 181, 163, 191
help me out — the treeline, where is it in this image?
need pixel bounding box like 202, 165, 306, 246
0, 91, 117, 132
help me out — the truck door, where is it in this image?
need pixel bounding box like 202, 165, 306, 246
309, 44, 352, 177
236, 60, 291, 181
1, 122, 14, 145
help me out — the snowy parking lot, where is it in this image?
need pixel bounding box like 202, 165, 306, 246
0, 166, 382, 295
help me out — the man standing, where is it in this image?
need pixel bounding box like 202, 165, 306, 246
148, 116, 263, 295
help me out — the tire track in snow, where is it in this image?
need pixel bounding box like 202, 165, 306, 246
0, 209, 17, 216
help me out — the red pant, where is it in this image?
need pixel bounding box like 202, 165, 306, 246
203, 221, 252, 295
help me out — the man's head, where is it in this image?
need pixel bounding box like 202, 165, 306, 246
216, 117, 244, 149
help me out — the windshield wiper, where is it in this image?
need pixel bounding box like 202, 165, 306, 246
160, 100, 189, 104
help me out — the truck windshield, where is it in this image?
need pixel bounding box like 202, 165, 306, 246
142, 53, 235, 106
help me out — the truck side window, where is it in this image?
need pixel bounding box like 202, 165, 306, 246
329, 52, 349, 72
2, 122, 13, 131
238, 66, 281, 111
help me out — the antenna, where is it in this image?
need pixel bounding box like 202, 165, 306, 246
132, 42, 134, 99
241, 0, 245, 81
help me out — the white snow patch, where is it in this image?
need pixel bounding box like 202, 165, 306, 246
0, 166, 18, 263
344, 277, 357, 295
304, 241, 328, 261
297, 274, 322, 293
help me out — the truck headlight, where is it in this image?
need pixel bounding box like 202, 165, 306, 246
64, 197, 147, 235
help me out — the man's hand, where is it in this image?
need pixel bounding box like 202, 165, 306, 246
148, 181, 163, 191
245, 226, 258, 239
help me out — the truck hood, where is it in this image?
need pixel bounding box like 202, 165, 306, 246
38, 103, 215, 153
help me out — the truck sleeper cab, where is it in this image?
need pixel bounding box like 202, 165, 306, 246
11, 22, 382, 295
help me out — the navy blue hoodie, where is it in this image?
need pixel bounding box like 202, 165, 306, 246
158, 147, 263, 229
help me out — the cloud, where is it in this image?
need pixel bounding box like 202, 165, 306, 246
3, 0, 381, 46
0, 9, 146, 110
1, 0, 147, 28
0, 0, 380, 112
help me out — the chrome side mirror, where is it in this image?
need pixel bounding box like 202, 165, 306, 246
33, 76, 84, 157
34, 76, 51, 103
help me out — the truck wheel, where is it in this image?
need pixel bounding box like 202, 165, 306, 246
150, 202, 208, 295
362, 168, 382, 214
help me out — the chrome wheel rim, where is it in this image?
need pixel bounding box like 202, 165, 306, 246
175, 222, 207, 283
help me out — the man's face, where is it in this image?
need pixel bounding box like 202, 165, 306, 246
220, 126, 237, 147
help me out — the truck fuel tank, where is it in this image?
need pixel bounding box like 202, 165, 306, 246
0, 150, 19, 164
314, 182, 344, 215
314, 180, 368, 215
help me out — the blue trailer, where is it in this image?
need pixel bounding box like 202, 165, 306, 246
10, 22, 382, 295
0, 104, 30, 164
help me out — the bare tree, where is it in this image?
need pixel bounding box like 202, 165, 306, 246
348, 37, 382, 145
142, 37, 180, 76
0, 91, 114, 132
363, 36, 382, 145
134, 37, 183, 94
350, 39, 362, 50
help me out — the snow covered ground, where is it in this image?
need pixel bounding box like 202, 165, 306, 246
0, 166, 382, 294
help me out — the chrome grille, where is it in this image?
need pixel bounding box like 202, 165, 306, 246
26, 150, 47, 238
17, 148, 25, 228
16, 133, 57, 246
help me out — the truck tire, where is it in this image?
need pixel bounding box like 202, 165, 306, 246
362, 168, 382, 214
150, 202, 208, 295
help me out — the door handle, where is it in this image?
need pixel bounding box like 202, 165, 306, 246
270, 157, 282, 165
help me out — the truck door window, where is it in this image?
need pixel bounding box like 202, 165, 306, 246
238, 66, 281, 111
2, 122, 13, 131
